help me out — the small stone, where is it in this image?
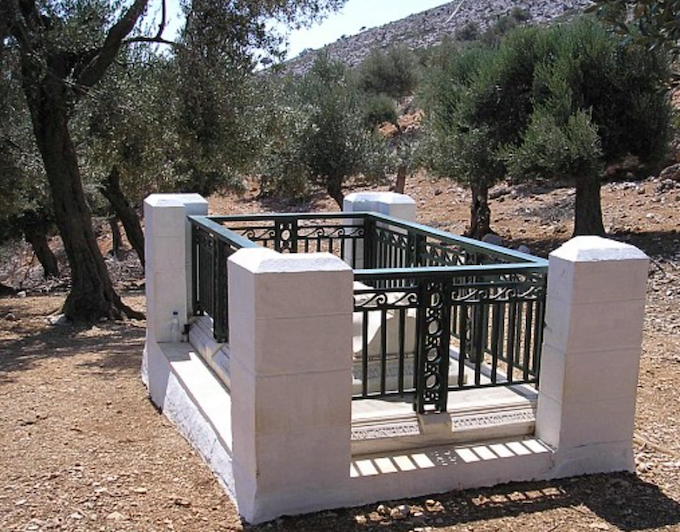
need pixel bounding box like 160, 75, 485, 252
48, 314, 70, 327
15, 499, 27, 506
482, 233, 503, 246
172, 496, 191, 507
17, 291, 26, 298
588, 523, 610, 530
354, 514, 368, 525
434, 189, 443, 196
106, 511, 128, 521
4, 312, 16, 321
132, 487, 148, 494
70, 512, 83, 520
376, 504, 388, 515
390, 504, 410, 520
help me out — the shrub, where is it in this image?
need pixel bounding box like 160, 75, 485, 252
357, 45, 419, 98
362, 93, 399, 128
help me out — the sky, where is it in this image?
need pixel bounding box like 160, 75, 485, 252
151, 0, 455, 59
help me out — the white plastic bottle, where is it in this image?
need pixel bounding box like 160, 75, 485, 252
170, 311, 181, 343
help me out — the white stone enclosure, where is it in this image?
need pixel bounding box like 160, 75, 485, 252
142, 193, 649, 524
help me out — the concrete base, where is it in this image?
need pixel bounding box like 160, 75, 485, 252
142, 341, 236, 499
143, 339, 635, 524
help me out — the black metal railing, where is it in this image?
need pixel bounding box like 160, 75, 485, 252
189, 212, 548, 413
353, 264, 546, 413
190, 216, 259, 343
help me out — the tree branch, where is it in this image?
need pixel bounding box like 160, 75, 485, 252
122, 35, 178, 47
154, 0, 166, 40
76, 0, 149, 90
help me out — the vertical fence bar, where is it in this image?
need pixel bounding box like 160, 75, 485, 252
191, 224, 201, 315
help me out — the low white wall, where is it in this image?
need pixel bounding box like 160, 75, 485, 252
142, 193, 650, 524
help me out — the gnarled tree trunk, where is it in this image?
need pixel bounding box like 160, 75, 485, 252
574, 173, 606, 236
101, 166, 145, 265
326, 175, 344, 209
466, 182, 491, 240
393, 164, 407, 194
108, 215, 124, 261
23, 64, 141, 321
22, 213, 59, 278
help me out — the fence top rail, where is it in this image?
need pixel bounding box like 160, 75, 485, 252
189, 215, 261, 250
197, 211, 547, 266
354, 262, 548, 282
366, 212, 542, 265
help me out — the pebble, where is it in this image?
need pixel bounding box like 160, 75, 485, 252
4, 312, 16, 321
106, 511, 128, 521
390, 504, 410, 520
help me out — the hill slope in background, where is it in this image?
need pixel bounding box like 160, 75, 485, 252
284, 0, 592, 74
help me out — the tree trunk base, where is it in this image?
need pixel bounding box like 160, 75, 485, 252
574, 174, 606, 237
465, 183, 492, 240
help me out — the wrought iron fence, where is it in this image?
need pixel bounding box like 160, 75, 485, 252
189, 212, 548, 414
353, 265, 546, 413
190, 216, 259, 343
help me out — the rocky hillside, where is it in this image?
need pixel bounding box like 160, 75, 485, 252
284, 0, 593, 75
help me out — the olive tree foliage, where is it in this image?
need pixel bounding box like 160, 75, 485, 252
0, 0, 346, 321
588, 0, 680, 54
260, 52, 393, 207
357, 45, 419, 99
421, 33, 543, 238
422, 18, 671, 238
0, 51, 59, 278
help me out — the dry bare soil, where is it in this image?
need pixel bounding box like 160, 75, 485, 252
1, 176, 680, 532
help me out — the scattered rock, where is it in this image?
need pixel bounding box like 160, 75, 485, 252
172, 496, 191, 507
132, 487, 148, 494
376, 503, 389, 515
4, 312, 16, 321
106, 511, 128, 521
659, 163, 680, 182
17, 291, 27, 298
354, 514, 368, 525
390, 504, 410, 520
482, 233, 504, 246
48, 314, 70, 327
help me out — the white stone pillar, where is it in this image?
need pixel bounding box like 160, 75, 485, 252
228, 249, 354, 524
142, 194, 208, 395
342, 191, 416, 268
536, 236, 649, 477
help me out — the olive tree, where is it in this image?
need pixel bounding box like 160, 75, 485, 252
0, 0, 345, 321
261, 52, 392, 207
422, 18, 670, 238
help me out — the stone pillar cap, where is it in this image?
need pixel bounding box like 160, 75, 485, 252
344, 191, 415, 206
551, 236, 649, 263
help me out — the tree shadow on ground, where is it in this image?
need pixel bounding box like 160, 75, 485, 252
0, 295, 145, 385
264, 472, 680, 531
506, 229, 680, 261
243, 188, 334, 214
